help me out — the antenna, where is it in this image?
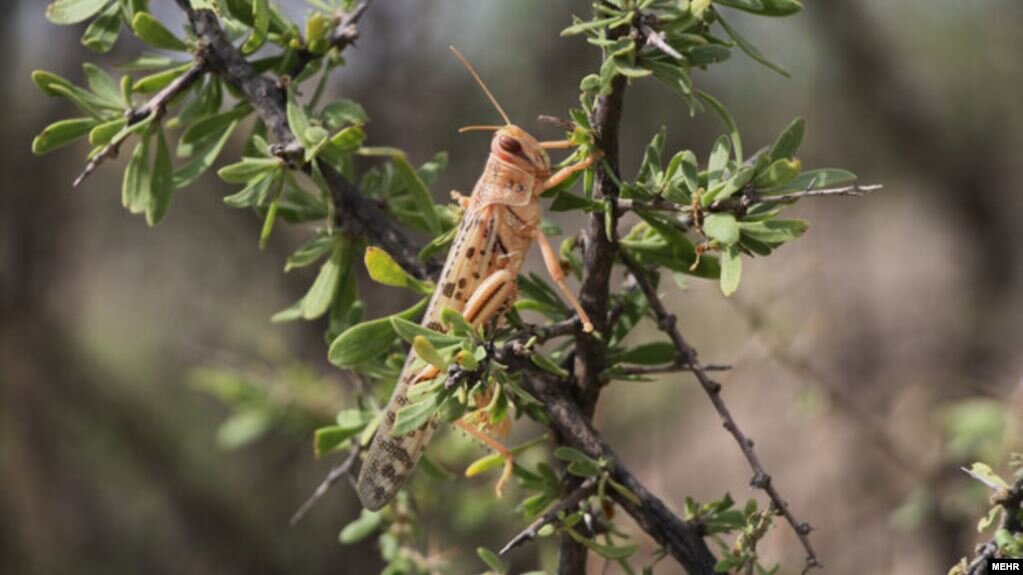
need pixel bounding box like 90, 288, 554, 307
449, 46, 512, 126
458, 125, 504, 133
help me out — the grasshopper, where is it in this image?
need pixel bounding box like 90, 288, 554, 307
356, 47, 599, 511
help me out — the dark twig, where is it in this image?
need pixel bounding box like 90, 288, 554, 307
73, 54, 207, 189
290, 445, 362, 526
619, 249, 821, 573
182, 7, 437, 279
494, 347, 718, 574
499, 476, 598, 556
285, 0, 374, 79
614, 362, 731, 377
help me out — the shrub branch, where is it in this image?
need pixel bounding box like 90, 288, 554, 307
619, 249, 821, 573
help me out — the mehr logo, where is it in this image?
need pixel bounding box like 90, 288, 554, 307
990, 559, 1023, 571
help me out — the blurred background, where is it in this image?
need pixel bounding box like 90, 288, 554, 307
2, 0, 1022, 573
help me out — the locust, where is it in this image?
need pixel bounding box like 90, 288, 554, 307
356, 47, 599, 512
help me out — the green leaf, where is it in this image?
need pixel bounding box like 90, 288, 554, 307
300, 240, 345, 320
173, 119, 238, 189
530, 351, 569, 378
754, 158, 801, 189
412, 335, 448, 371
706, 135, 731, 189
122, 134, 152, 214
393, 392, 443, 436
46, 0, 109, 25
477, 547, 508, 574
217, 157, 281, 183
965, 462, 1009, 490
440, 307, 474, 336
287, 89, 313, 147
259, 194, 281, 249
359, 147, 441, 234
390, 317, 462, 349
314, 411, 371, 457
339, 509, 382, 543
550, 190, 604, 212
326, 125, 365, 154
364, 246, 433, 294
719, 245, 742, 296
715, 11, 789, 77
88, 118, 126, 146
133, 63, 191, 94
32, 70, 76, 98
32, 71, 116, 117
81, 1, 121, 53
285, 233, 336, 272
179, 106, 250, 150
465, 452, 506, 478
83, 64, 120, 107
327, 298, 427, 367
566, 528, 638, 560
698, 90, 742, 162
647, 59, 693, 100
561, 15, 621, 37
567, 459, 601, 477
616, 342, 678, 365
223, 173, 274, 208
322, 99, 369, 129
764, 168, 856, 194
715, 0, 765, 11
978, 505, 1003, 533
768, 117, 805, 161
32, 117, 97, 155
703, 213, 740, 246
554, 446, 595, 465
241, 0, 270, 54
738, 219, 808, 244
146, 128, 174, 226
131, 12, 188, 52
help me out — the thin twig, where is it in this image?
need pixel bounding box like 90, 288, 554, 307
640, 23, 684, 61
73, 54, 207, 189
617, 184, 882, 216
499, 476, 598, 556
181, 6, 438, 279
290, 445, 362, 526
619, 249, 821, 573
494, 348, 718, 573
757, 183, 882, 203
614, 362, 731, 377
285, 0, 375, 79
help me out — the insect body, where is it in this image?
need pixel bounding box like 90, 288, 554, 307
356, 48, 598, 511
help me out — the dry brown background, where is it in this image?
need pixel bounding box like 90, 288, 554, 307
2, 1, 1022, 573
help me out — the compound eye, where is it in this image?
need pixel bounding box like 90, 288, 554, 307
498, 136, 522, 155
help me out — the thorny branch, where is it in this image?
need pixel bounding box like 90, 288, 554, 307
179, 5, 437, 279
498, 476, 598, 556
290, 445, 361, 526
964, 473, 1023, 575
158, 3, 829, 572
495, 348, 719, 574
73, 54, 207, 189
615, 183, 882, 216
619, 249, 821, 573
